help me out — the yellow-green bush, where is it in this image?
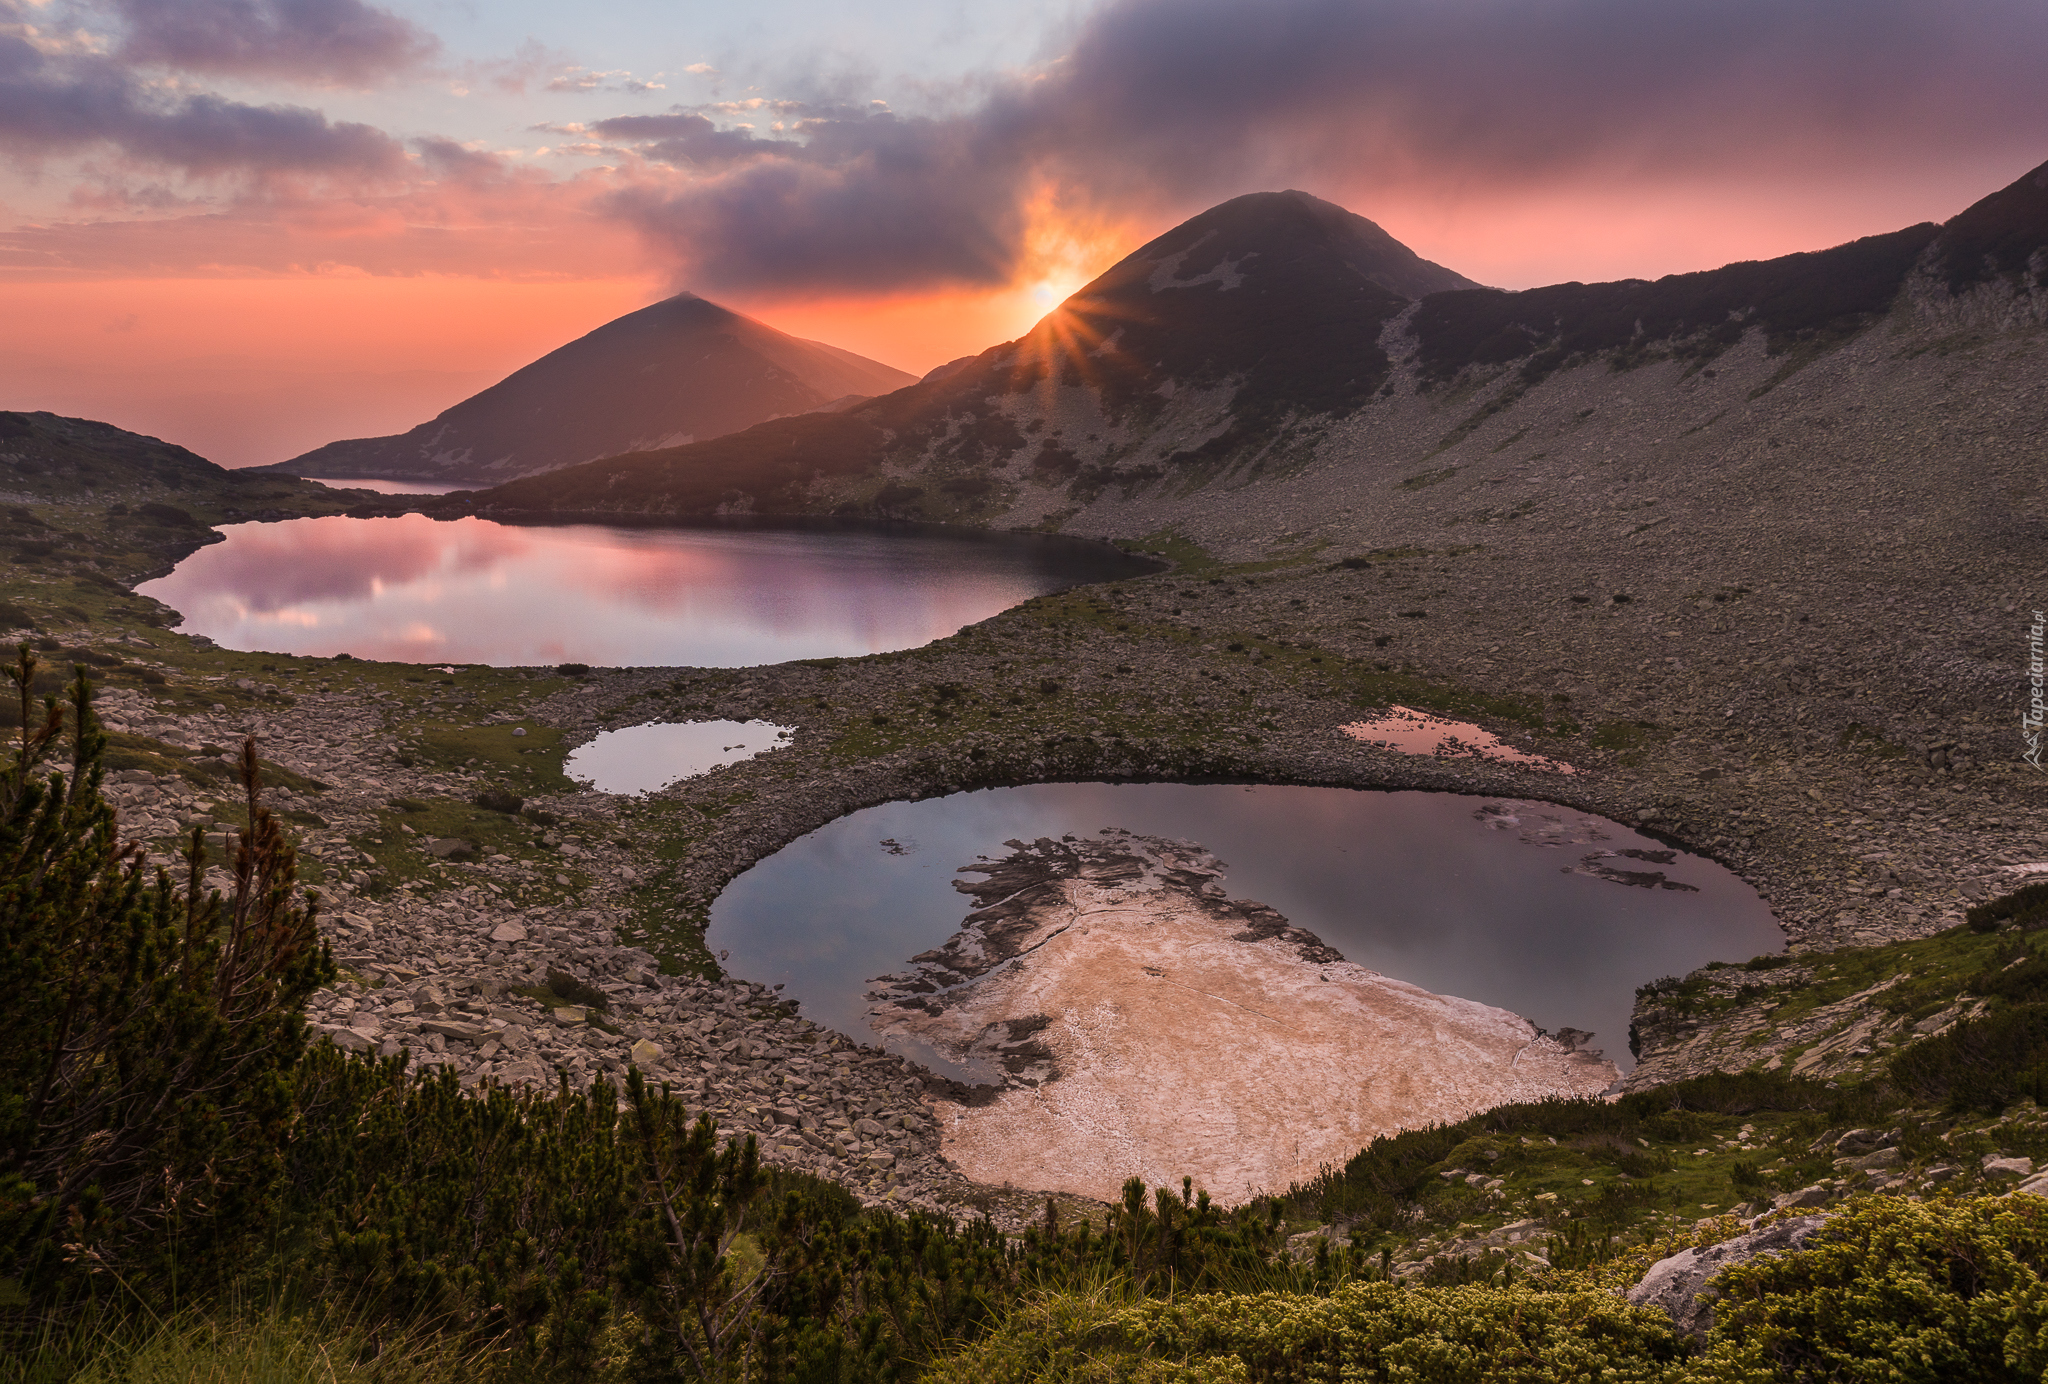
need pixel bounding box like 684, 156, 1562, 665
927, 1280, 1687, 1384
933, 1198, 2048, 1384
1689, 1195, 2048, 1382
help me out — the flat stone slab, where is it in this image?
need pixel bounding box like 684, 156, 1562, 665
418, 1019, 494, 1041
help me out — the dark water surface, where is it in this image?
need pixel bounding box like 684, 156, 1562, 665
138, 514, 1151, 666
709, 784, 1783, 1077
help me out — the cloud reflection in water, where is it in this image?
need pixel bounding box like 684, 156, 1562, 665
138, 514, 1148, 665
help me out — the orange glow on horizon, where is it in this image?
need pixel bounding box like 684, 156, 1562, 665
0, 275, 666, 468
4, 163, 2009, 470
735, 192, 1145, 378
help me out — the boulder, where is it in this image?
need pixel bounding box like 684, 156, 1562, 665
418, 1019, 493, 1042
425, 838, 476, 860
1285, 1225, 1352, 1260
1983, 1155, 2034, 1179
1773, 1185, 1833, 1210
1626, 1215, 1831, 1340
489, 921, 528, 943
629, 1038, 663, 1066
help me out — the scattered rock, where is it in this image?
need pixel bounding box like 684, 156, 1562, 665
1626, 1215, 1831, 1340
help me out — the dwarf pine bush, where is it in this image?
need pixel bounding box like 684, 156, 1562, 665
0, 647, 331, 1313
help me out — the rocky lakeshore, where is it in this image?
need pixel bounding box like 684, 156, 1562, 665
865, 831, 1618, 1202
78, 664, 976, 1214
4, 374, 2045, 1225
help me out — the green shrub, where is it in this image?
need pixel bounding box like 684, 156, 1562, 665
1968, 881, 2048, 934
0, 648, 331, 1311
924, 1279, 1684, 1384
1692, 1196, 2048, 1381
542, 969, 610, 1013
1890, 1003, 2048, 1112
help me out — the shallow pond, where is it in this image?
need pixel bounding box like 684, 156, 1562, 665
138, 513, 1152, 666
709, 784, 1782, 1080
566, 720, 794, 795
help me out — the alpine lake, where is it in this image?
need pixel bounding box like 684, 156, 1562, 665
144, 509, 1782, 1098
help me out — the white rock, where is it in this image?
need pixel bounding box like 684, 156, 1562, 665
888, 832, 1619, 1203
1626, 1215, 1831, 1339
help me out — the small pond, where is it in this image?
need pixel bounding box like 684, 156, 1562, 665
137, 513, 1152, 666
708, 784, 1782, 1080
566, 720, 794, 796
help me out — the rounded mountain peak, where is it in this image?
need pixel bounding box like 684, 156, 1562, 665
1102, 189, 1481, 303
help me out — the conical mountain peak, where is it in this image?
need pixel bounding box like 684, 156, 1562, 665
268, 292, 914, 485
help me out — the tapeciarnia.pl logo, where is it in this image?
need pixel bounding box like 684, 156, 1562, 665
2027, 609, 2045, 771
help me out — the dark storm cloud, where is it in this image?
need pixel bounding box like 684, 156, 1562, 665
109, 0, 437, 84
0, 34, 406, 177
1022, 0, 2048, 196
604, 0, 2048, 294
606, 106, 1028, 291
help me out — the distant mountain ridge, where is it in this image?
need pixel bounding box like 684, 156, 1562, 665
441, 164, 2048, 536
457, 190, 1482, 518
266, 293, 917, 486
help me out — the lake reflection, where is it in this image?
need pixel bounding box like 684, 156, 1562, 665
138, 514, 1151, 666
709, 785, 1784, 1078
304, 477, 465, 496
567, 720, 794, 796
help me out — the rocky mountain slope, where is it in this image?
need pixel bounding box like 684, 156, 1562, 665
447, 190, 1479, 518
445, 162, 2045, 545
266, 292, 917, 486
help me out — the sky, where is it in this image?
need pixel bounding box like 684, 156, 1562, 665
3, 0, 2046, 468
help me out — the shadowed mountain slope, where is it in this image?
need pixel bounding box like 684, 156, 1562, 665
0, 410, 358, 597
0, 411, 346, 515
267, 293, 916, 486
441, 163, 2047, 538
456, 191, 1480, 518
